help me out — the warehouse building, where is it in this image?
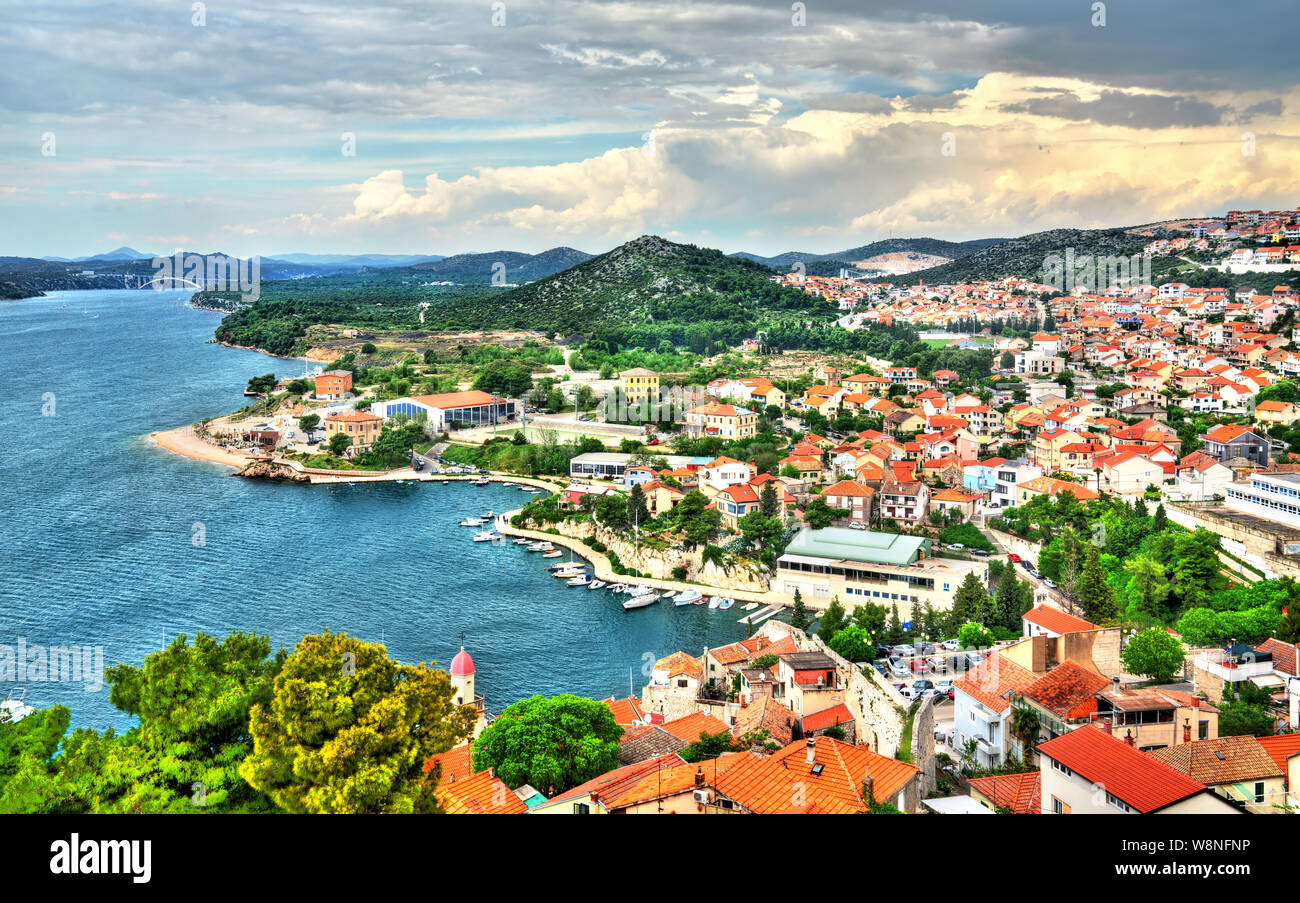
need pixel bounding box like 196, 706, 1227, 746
370, 390, 516, 433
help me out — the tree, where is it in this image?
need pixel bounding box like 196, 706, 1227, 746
818, 596, 847, 640
1120, 628, 1185, 683
1077, 544, 1117, 623
327, 430, 352, 457
1151, 503, 1169, 535
1124, 556, 1170, 625
759, 481, 780, 518
951, 572, 990, 626
957, 622, 993, 649
297, 413, 320, 433
246, 373, 276, 395
1009, 706, 1040, 768
1169, 529, 1225, 609
472, 694, 622, 793
884, 604, 905, 645
628, 484, 650, 527
240, 631, 476, 814
803, 496, 847, 530
679, 730, 740, 763
828, 625, 873, 663
789, 589, 812, 632
1280, 605, 1300, 644
3, 632, 285, 814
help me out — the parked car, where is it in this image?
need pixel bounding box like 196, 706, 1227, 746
912, 679, 935, 692
917, 642, 936, 655
909, 658, 930, 674
849, 521, 867, 531
1042, 577, 1056, 588
926, 656, 948, 672
940, 638, 961, 651
1008, 553, 1021, 563
946, 543, 965, 551
875, 644, 895, 659
965, 651, 986, 667
871, 661, 889, 678
946, 654, 968, 672
972, 548, 990, 557
646, 437, 659, 445
892, 644, 916, 657
1028, 567, 1041, 578
889, 658, 911, 678
936, 679, 956, 699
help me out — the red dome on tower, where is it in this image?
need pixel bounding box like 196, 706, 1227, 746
450, 646, 475, 676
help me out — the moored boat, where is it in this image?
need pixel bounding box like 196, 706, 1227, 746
566, 574, 592, 586
541, 550, 563, 559
716, 597, 735, 610
622, 593, 658, 610
587, 580, 607, 590
472, 530, 501, 542
672, 589, 703, 605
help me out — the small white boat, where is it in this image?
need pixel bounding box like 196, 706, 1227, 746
472, 530, 501, 542
587, 580, 607, 590
623, 593, 658, 610
0, 692, 34, 724
717, 598, 735, 610
542, 550, 563, 559
627, 584, 654, 597
513, 537, 531, 545
482, 510, 494, 518
608, 583, 629, 594
673, 595, 694, 607
742, 601, 759, 611
442, 480, 450, 485
471, 478, 489, 486
527, 542, 552, 551
460, 517, 486, 527
673, 589, 703, 605
566, 574, 592, 587
708, 596, 723, 609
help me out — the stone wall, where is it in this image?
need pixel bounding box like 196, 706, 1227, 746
807, 633, 908, 759
910, 694, 936, 801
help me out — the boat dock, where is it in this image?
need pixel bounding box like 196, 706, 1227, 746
737, 604, 784, 625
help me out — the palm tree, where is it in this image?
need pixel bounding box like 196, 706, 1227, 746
1010, 705, 1040, 769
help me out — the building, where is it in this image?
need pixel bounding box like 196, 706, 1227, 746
1200, 423, 1270, 466
323, 411, 383, 455
568, 451, 692, 480
370, 390, 516, 433
314, 370, 353, 400
1092, 687, 1220, 751
619, 368, 659, 404
449, 645, 488, 738
820, 479, 875, 524
878, 480, 929, 524
1149, 736, 1285, 813
709, 736, 922, 814
1022, 605, 1097, 639
1036, 724, 1241, 814
684, 402, 757, 440
1223, 472, 1300, 531
775, 526, 987, 617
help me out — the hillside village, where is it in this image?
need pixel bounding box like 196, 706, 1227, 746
164, 206, 1300, 817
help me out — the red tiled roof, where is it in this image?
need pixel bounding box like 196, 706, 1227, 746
954, 653, 1038, 714
436, 769, 528, 815
1023, 604, 1098, 635
1022, 660, 1111, 718
1255, 638, 1298, 677
657, 711, 732, 744
801, 703, 854, 733
1036, 724, 1208, 813
602, 696, 646, 727
1256, 734, 1300, 772
969, 772, 1041, 814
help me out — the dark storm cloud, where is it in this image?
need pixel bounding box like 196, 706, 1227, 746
1000, 90, 1231, 129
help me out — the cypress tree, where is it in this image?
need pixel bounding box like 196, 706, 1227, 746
789, 589, 811, 632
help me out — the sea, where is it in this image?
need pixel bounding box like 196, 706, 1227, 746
0, 289, 747, 730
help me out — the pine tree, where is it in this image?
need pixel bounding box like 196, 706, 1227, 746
950, 572, 989, 626
885, 604, 904, 645
1279, 604, 1300, 644
1133, 498, 1148, 519
1152, 503, 1169, 535
993, 568, 1022, 630
1077, 544, 1117, 624
759, 481, 779, 518
818, 596, 847, 640
789, 589, 811, 632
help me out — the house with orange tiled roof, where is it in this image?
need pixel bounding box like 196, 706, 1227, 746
423, 743, 534, 814
968, 771, 1041, 814
602, 696, 647, 728
929, 487, 980, 521
1149, 736, 1285, 813
730, 694, 795, 748
1022, 604, 1097, 638
531, 752, 748, 814
953, 652, 1040, 770
1015, 660, 1113, 735
323, 410, 383, 455
710, 736, 922, 813
1036, 724, 1240, 814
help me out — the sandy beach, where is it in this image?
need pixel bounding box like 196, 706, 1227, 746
148, 425, 252, 469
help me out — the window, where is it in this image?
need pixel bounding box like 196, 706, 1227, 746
1253, 782, 1265, 804
1106, 792, 1130, 813
1051, 759, 1073, 778
1198, 720, 1209, 740
1051, 796, 1066, 814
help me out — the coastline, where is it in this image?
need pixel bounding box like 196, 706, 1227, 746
147, 425, 252, 469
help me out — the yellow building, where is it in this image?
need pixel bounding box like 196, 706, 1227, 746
619, 368, 659, 404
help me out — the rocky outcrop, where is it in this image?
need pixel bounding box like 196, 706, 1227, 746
236, 460, 311, 482
526, 517, 770, 593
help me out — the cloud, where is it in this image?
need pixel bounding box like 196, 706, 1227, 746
999, 90, 1229, 129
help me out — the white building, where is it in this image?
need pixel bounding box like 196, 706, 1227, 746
1223, 472, 1300, 531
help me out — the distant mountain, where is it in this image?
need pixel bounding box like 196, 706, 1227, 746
888, 228, 1153, 285
428, 235, 823, 333
400, 246, 593, 283
269, 253, 445, 268
730, 237, 1004, 271
76, 246, 153, 262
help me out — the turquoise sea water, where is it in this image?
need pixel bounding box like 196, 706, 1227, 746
0, 290, 746, 729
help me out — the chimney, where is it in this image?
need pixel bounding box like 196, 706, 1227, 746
694, 766, 705, 788
805, 737, 817, 764
1183, 718, 1192, 743
1124, 730, 1136, 747
590, 791, 600, 807
1101, 719, 1113, 735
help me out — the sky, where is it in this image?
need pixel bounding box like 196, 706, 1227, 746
2, 0, 1298, 258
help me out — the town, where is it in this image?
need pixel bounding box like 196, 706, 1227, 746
120, 205, 1300, 817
